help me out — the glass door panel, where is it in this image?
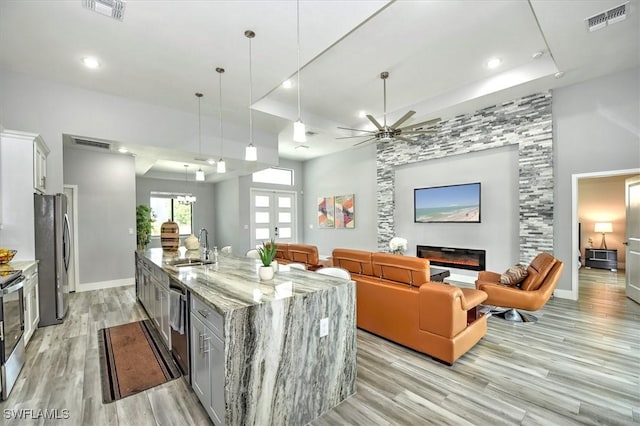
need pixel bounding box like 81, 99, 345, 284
250, 190, 296, 250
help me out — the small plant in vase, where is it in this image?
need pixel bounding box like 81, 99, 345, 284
257, 238, 277, 281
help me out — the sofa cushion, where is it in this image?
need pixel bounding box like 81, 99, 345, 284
371, 253, 430, 286
520, 253, 557, 291
274, 243, 289, 261
500, 264, 528, 286
288, 244, 319, 265
332, 249, 374, 276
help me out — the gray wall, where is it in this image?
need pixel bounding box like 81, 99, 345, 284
394, 145, 519, 274
136, 176, 216, 248
63, 147, 136, 285
215, 158, 305, 256
0, 70, 279, 195
554, 66, 640, 292
302, 143, 378, 255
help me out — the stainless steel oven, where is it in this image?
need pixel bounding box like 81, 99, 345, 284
1, 274, 26, 400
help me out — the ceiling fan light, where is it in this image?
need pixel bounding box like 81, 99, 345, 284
293, 120, 307, 142
217, 158, 226, 173
245, 144, 257, 161
195, 168, 205, 181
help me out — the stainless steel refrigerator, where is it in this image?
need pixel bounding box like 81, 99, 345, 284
34, 193, 70, 326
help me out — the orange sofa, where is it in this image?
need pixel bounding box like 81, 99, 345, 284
273, 243, 323, 271
332, 249, 488, 364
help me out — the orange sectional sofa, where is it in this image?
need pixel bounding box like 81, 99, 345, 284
273, 243, 323, 271
332, 248, 488, 364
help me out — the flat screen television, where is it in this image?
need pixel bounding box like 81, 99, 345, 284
414, 182, 481, 223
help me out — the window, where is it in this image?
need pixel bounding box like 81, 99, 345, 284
150, 196, 193, 236
252, 167, 294, 186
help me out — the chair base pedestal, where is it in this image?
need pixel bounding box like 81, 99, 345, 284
492, 308, 538, 323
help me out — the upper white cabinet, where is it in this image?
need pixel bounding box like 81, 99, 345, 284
34, 137, 49, 194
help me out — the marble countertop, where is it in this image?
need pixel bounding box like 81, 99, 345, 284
140, 248, 352, 315
4, 259, 38, 273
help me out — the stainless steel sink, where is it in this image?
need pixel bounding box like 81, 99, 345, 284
165, 258, 213, 267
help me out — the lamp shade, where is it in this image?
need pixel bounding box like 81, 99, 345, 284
217, 159, 226, 173
245, 144, 257, 161
293, 119, 306, 142
195, 168, 205, 181
594, 222, 612, 233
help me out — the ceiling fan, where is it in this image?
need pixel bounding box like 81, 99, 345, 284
337, 71, 440, 146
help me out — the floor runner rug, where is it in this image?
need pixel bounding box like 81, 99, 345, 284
98, 319, 181, 403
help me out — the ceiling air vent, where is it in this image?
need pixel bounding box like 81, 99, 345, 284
83, 0, 126, 21
305, 131, 317, 137
74, 138, 112, 150
586, 2, 629, 32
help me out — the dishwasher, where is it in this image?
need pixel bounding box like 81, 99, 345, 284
169, 278, 190, 383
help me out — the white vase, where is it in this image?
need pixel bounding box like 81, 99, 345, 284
270, 260, 279, 273
259, 265, 274, 281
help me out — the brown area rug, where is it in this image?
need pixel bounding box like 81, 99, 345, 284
98, 320, 181, 403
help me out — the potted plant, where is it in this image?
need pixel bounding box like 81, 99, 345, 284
257, 238, 277, 281
136, 205, 154, 250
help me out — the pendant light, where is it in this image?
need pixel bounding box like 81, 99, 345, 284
293, 0, 306, 143
195, 92, 205, 181
178, 165, 196, 204
245, 30, 258, 162
216, 67, 226, 173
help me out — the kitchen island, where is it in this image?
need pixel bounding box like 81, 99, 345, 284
137, 248, 357, 425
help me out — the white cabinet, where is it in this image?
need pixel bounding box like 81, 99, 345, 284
33, 137, 49, 194
191, 296, 225, 425
23, 263, 40, 345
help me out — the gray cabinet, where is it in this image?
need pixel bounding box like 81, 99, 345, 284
190, 296, 225, 425
585, 249, 617, 271
134, 254, 171, 348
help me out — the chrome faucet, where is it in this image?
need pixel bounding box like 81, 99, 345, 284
198, 228, 210, 260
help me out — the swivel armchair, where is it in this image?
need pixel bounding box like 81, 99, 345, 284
475, 252, 564, 323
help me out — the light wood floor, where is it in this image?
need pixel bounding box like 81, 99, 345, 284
1, 268, 638, 425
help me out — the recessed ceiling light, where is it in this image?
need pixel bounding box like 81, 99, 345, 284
282, 80, 293, 89
118, 147, 128, 153
82, 56, 100, 69
358, 110, 367, 118
207, 158, 216, 165
554, 71, 565, 79
486, 57, 502, 69
532, 51, 544, 59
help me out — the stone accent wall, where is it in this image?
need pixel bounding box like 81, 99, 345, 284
377, 92, 553, 264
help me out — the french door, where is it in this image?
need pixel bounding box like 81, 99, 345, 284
250, 189, 297, 249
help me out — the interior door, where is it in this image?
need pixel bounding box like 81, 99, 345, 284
625, 176, 640, 303
250, 189, 296, 250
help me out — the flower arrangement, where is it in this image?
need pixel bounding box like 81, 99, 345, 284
389, 237, 408, 255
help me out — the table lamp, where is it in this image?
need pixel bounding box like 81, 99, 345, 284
594, 222, 613, 249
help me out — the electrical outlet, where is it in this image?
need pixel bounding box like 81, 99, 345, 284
319, 317, 329, 337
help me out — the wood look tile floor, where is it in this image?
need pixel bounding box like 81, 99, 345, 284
1, 268, 638, 425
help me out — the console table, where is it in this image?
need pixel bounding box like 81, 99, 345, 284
585, 248, 617, 271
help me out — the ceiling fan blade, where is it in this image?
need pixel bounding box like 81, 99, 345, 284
366, 114, 384, 130
354, 137, 376, 146
394, 136, 416, 143
398, 117, 441, 131
402, 130, 436, 135
337, 126, 376, 133
336, 135, 370, 140
390, 110, 416, 129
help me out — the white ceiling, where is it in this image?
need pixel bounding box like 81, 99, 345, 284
1, 0, 638, 173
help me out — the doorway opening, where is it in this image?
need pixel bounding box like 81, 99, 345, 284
249, 189, 297, 250
572, 168, 640, 301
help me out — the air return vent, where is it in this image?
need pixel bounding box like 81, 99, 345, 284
586, 2, 629, 32
74, 138, 112, 150
83, 0, 126, 21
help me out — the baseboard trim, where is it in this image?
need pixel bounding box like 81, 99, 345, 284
78, 278, 134, 292
553, 288, 577, 301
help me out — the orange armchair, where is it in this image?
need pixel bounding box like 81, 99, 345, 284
475, 252, 564, 323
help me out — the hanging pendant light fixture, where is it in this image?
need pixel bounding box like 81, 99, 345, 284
245, 30, 258, 162
178, 165, 196, 204
216, 67, 226, 173
195, 92, 205, 181
293, 0, 306, 143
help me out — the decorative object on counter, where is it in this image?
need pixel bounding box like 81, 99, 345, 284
389, 237, 407, 255
98, 320, 181, 403
136, 205, 154, 250
160, 220, 179, 251
184, 234, 200, 251
0, 248, 17, 264
212, 246, 219, 263
221, 246, 232, 255
257, 238, 277, 280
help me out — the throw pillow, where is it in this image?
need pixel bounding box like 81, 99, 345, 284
500, 264, 528, 286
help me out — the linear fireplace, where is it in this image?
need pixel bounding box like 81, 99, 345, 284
417, 245, 486, 271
